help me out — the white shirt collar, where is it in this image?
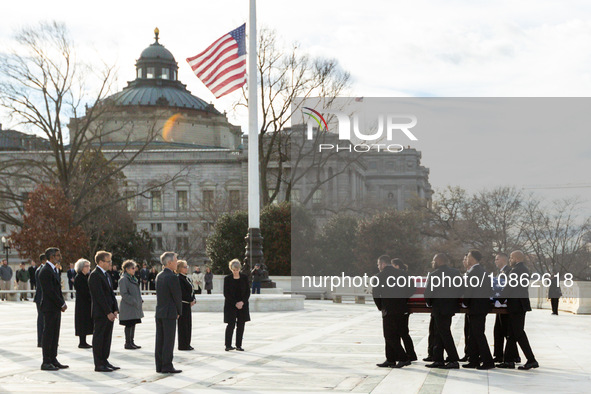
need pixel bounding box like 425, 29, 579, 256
467, 263, 480, 273
46, 261, 56, 270
97, 265, 107, 275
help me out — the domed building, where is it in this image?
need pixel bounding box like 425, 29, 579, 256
72, 28, 242, 149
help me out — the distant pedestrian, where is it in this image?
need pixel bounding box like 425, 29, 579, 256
251, 263, 262, 294
140, 263, 149, 291
192, 266, 204, 294
0, 259, 13, 301
16, 262, 30, 301
223, 259, 250, 351
548, 272, 562, 315
119, 260, 144, 350
204, 267, 213, 294
67, 263, 76, 299
28, 260, 37, 298
108, 265, 120, 291
73, 258, 93, 349
148, 267, 157, 290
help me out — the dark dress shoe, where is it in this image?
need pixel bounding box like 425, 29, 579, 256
125, 343, 137, 350
393, 360, 412, 368
41, 363, 59, 371
132, 343, 141, 349
425, 361, 445, 368
105, 362, 120, 370
496, 362, 515, 369
518, 360, 539, 370
409, 355, 418, 361
179, 346, 194, 351
441, 361, 459, 369
477, 363, 496, 370
462, 363, 479, 369
422, 356, 434, 362
514, 358, 522, 364
225, 346, 236, 351
161, 369, 182, 374
78, 343, 92, 349
95, 366, 114, 372
458, 356, 469, 362
235, 347, 244, 351
53, 361, 69, 369
376, 361, 395, 368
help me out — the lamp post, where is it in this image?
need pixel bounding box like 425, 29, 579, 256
1, 236, 10, 263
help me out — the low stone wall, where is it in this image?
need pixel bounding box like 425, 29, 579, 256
123, 294, 305, 313
529, 281, 591, 315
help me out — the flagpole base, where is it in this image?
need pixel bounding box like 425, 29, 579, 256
244, 228, 274, 287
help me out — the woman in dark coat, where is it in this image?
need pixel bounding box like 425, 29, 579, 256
73, 258, 93, 348
148, 267, 157, 291
223, 259, 250, 351
177, 260, 196, 350
119, 260, 144, 349
204, 267, 214, 294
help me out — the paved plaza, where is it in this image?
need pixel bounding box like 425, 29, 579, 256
0, 300, 590, 393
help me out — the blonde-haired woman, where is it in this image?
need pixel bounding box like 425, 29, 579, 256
118, 260, 144, 349
223, 259, 250, 351
73, 258, 93, 348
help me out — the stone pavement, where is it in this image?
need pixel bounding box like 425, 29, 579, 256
0, 300, 589, 393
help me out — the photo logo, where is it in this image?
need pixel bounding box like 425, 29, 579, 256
303, 107, 329, 132
304, 109, 418, 153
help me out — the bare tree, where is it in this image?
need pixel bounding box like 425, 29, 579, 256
0, 21, 179, 230
234, 28, 351, 206
521, 197, 591, 278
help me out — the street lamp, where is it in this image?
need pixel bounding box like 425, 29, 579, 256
1, 236, 10, 263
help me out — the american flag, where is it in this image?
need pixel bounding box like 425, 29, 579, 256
186, 24, 246, 99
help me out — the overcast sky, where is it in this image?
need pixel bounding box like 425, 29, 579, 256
1, 0, 590, 212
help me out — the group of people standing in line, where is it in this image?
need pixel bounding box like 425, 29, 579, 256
33, 247, 251, 373
372, 250, 557, 371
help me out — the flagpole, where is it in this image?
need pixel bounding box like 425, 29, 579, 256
245, 0, 264, 274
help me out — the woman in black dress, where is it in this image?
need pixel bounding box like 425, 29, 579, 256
73, 258, 93, 348
223, 259, 250, 351
176, 260, 196, 350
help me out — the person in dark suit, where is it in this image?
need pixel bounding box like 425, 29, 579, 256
176, 260, 196, 351
548, 271, 562, 315
462, 250, 494, 370
424, 253, 463, 369
390, 258, 417, 362
497, 250, 539, 370
223, 259, 250, 351
88, 251, 119, 372
493, 253, 519, 363
373, 255, 416, 368
73, 258, 93, 349
34, 254, 47, 348
155, 252, 183, 373
38, 247, 68, 371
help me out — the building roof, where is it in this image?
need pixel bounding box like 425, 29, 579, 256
104, 28, 220, 114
